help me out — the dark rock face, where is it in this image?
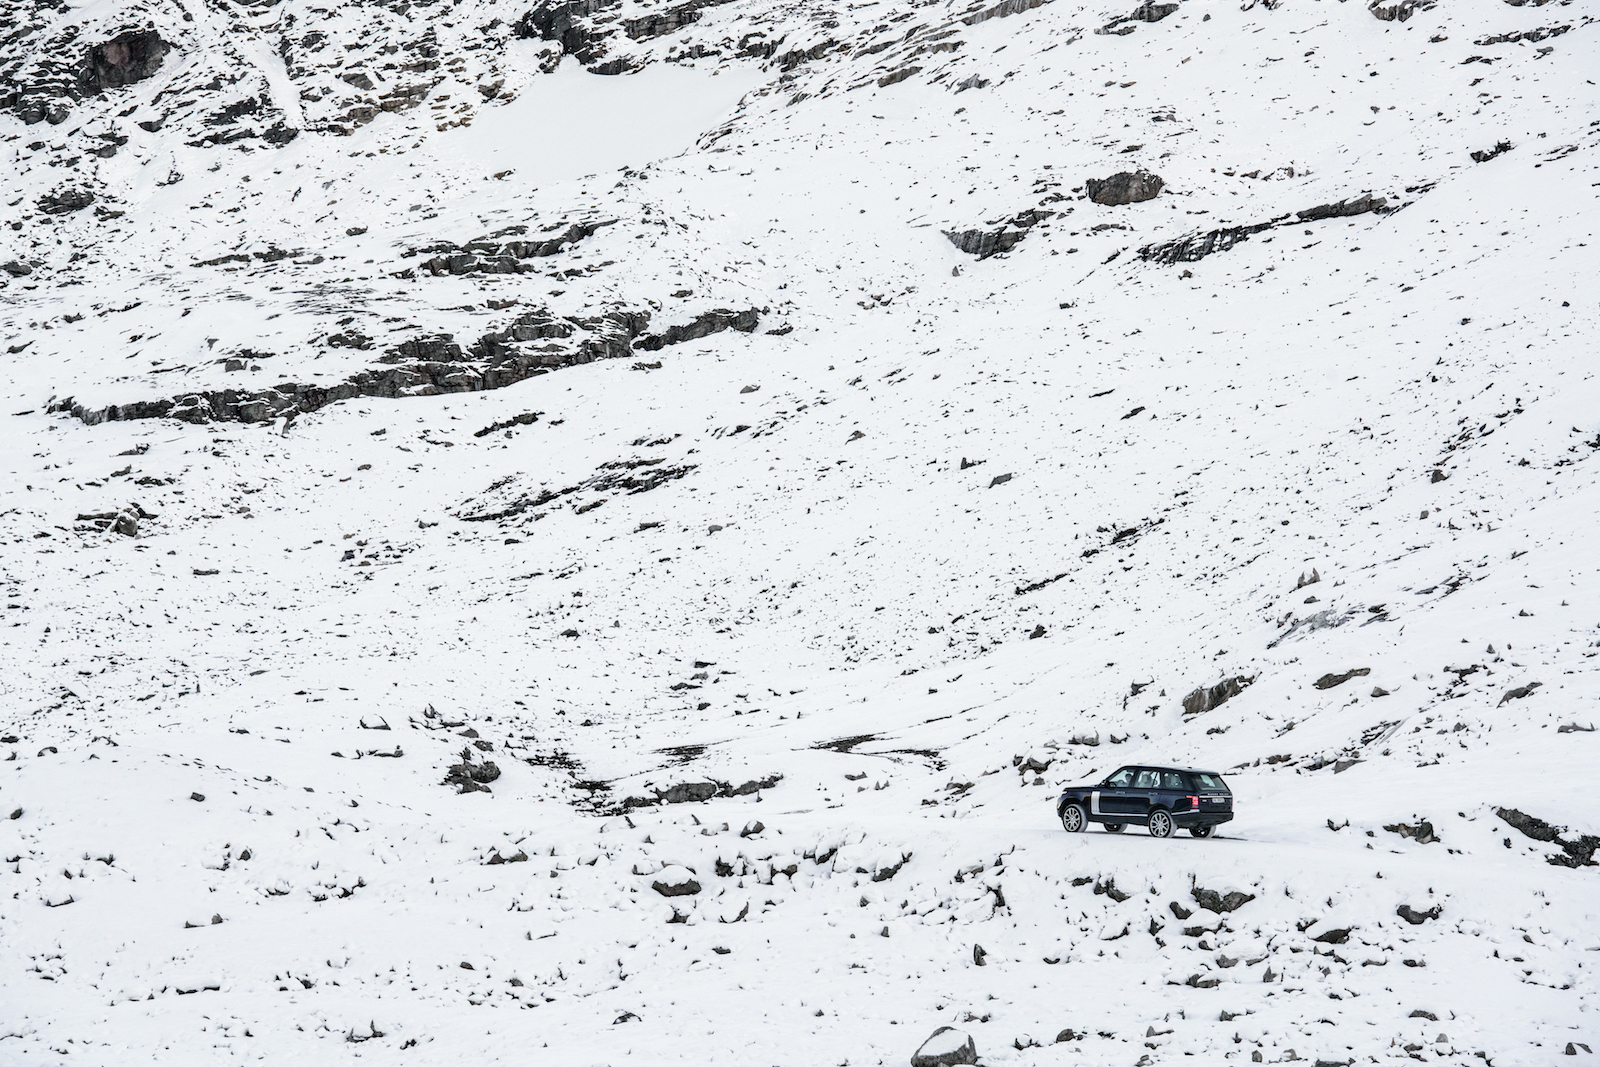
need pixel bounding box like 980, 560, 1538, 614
634, 308, 761, 350
38, 189, 95, 215
1086, 170, 1163, 206
1181, 675, 1255, 717
945, 208, 1055, 258
406, 219, 617, 276
1130, 1, 1180, 19
1191, 887, 1256, 914
1496, 806, 1598, 867
1313, 667, 1371, 690
1139, 221, 1275, 264
444, 749, 501, 793
52, 304, 764, 428
1470, 141, 1512, 163
1369, 0, 1435, 22
78, 30, 172, 94
1296, 193, 1386, 221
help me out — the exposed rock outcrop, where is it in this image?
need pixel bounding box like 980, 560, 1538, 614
1296, 193, 1386, 222
1139, 221, 1275, 264
944, 208, 1054, 258
78, 30, 172, 94
1181, 675, 1255, 717
1085, 170, 1163, 206
51, 304, 764, 427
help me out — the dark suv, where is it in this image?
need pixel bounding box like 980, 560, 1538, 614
1055, 765, 1233, 839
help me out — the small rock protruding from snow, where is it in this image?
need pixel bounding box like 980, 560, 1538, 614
911, 1025, 978, 1067
651, 866, 701, 897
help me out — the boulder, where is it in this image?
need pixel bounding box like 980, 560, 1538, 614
650, 865, 702, 897
79, 30, 172, 94
911, 1026, 978, 1067
1086, 171, 1164, 206
1191, 886, 1256, 913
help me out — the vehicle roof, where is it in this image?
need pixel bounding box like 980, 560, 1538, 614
1117, 764, 1226, 776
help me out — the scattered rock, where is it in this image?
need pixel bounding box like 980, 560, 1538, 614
972, 944, 987, 966
113, 511, 138, 537
989, 473, 1013, 488
1312, 927, 1352, 945
1313, 667, 1370, 690
190, 792, 205, 802
1, 261, 33, 277
912, 1026, 978, 1067
1086, 170, 1164, 206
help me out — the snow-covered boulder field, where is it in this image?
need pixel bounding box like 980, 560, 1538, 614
1, 0, 1596, 1061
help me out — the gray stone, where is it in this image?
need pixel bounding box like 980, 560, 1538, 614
912, 1026, 978, 1067
1086, 170, 1164, 206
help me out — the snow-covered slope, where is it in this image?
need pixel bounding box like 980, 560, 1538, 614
2, 0, 1598, 1061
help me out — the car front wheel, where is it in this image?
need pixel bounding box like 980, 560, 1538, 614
1147, 809, 1174, 839
1060, 803, 1086, 833
1189, 825, 1215, 839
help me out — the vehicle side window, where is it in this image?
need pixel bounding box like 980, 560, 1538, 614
1105, 768, 1135, 788
1161, 771, 1185, 790
1194, 773, 1228, 791
1134, 769, 1160, 789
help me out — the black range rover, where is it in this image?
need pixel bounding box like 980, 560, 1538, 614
1055, 765, 1234, 839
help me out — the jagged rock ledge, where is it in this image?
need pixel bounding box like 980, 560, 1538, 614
49, 306, 764, 427
1139, 193, 1388, 265
399, 219, 618, 277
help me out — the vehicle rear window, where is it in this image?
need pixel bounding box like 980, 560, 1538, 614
1192, 773, 1229, 792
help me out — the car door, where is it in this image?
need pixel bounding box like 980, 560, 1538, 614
1093, 767, 1137, 816
1129, 768, 1162, 819
1159, 770, 1188, 814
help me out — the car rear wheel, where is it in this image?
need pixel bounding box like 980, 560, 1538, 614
1060, 803, 1086, 833
1189, 825, 1215, 839
1103, 822, 1125, 833
1147, 809, 1174, 839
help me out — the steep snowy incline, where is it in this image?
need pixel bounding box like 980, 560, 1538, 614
2, 0, 1598, 1063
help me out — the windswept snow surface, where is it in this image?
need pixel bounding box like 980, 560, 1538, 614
2, 0, 1599, 1062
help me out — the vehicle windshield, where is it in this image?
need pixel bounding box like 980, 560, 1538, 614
1192, 772, 1229, 792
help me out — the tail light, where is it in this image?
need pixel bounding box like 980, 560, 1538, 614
1186, 795, 1198, 812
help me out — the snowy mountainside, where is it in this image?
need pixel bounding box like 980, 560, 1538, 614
2, 0, 1599, 1062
